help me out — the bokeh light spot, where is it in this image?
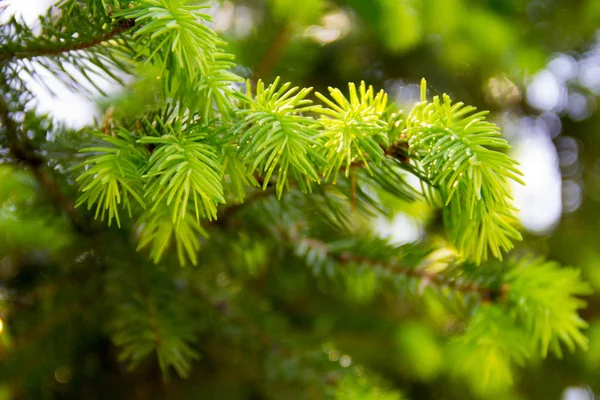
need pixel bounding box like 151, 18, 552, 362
54, 367, 72, 384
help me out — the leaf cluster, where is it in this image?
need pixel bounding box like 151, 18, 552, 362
405, 80, 524, 263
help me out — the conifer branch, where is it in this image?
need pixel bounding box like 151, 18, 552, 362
334, 250, 505, 301
293, 233, 504, 302
0, 25, 131, 64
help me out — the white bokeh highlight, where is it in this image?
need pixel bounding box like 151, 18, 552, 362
527, 69, 568, 112
5, 0, 120, 129
374, 213, 423, 246
510, 122, 562, 234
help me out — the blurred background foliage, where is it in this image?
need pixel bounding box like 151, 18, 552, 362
212, 1, 600, 394
3, 0, 600, 399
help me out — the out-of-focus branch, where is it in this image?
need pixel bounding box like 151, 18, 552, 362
335, 251, 506, 301
0, 88, 85, 231
291, 233, 507, 302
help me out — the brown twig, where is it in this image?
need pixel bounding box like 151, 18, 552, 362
254, 25, 290, 80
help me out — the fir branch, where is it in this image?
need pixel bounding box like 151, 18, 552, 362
115, 0, 219, 91
0, 25, 130, 63
139, 127, 226, 224
136, 204, 207, 265
75, 129, 148, 228
315, 81, 390, 182
233, 78, 326, 197
294, 233, 504, 301
1, 1, 596, 397
132, 264, 174, 377
334, 250, 505, 301
0, 2, 136, 95
405, 79, 524, 264
451, 304, 531, 394
108, 261, 200, 378
505, 257, 592, 358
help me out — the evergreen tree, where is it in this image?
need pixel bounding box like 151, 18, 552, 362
0, 1, 596, 399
